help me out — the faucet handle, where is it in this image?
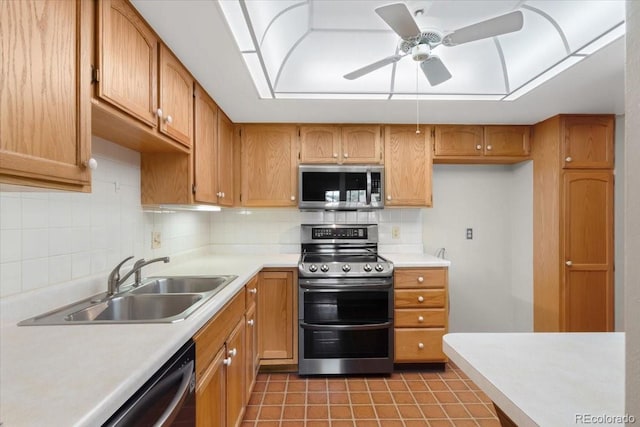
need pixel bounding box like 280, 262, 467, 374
110, 256, 134, 280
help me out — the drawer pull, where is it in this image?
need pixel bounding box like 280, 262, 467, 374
417, 296, 424, 303
418, 343, 424, 349
418, 316, 424, 322
417, 276, 424, 283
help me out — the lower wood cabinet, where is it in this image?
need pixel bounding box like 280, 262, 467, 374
258, 269, 297, 366
394, 267, 448, 363
245, 276, 259, 401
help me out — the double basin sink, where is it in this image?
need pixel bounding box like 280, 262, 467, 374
19, 276, 237, 325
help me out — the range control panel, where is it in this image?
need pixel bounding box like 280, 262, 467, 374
312, 227, 368, 239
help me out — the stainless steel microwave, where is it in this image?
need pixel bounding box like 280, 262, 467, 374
298, 165, 384, 210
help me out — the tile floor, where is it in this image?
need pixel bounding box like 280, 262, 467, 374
241, 364, 501, 427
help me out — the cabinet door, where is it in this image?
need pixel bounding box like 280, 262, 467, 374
341, 125, 382, 163
245, 304, 258, 402
196, 347, 225, 427
434, 125, 483, 157
484, 126, 531, 157
226, 318, 246, 427
258, 270, 296, 362
562, 171, 614, 331
241, 125, 298, 206
1, 0, 91, 191
299, 125, 340, 163
193, 85, 217, 204
384, 125, 432, 206
217, 110, 235, 206
158, 45, 194, 147
97, 0, 158, 127
562, 116, 614, 169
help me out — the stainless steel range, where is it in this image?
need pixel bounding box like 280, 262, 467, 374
298, 224, 394, 375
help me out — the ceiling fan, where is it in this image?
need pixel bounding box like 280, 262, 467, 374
343, 3, 524, 86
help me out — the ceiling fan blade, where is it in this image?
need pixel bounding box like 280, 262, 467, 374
442, 10, 524, 46
375, 3, 421, 40
420, 56, 452, 86
344, 54, 404, 80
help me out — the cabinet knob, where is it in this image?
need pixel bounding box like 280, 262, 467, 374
333, 153, 338, 158
387, 195, 392, 201
417, 276, 424, 283
417, 296, 424, 303
418, 316, 424, 322
216, 192, 222, 197
249, 288, 257, 294
228, 348, 237, 357
221, 192, 225, 198
418, 343, 425, 349
291, 196, 296, 201
156, 108, 163, 118
476, 144, 482, 150
486, 145, 493, 151
83, 158, 98, 170
343, 153, 349, 158
566, 260, 573, 266
248, 319, 255, 326
565, 156, 573, 162
223, 357, 232, 366
165, 115, 173, 125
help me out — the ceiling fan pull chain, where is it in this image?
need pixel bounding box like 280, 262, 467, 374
416, 62, 420, 134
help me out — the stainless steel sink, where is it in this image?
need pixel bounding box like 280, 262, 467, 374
65, 294, 203, 322
18, 275, 238, 325
131, 276, 235, 295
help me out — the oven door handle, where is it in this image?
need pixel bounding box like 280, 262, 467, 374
300, 282, 392, 291
300, 321, 392, 331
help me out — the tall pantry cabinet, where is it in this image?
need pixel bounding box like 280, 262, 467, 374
532, 115, 614, 332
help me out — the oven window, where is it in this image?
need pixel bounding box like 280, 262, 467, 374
302, 327, 389, 359
303, 291, 389, 324
301, 171, 368, 202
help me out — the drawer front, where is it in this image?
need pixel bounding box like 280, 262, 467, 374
394, 308, 446, 327
245, 274, 258, 309
395, 328, 447, 362
395, 289, 445, 308
395, 268, 447, 289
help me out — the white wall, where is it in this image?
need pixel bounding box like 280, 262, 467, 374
0, 137, 210, 299
422, 164, 533, 332
625, 0, 640, 419
614, 115, 625, 331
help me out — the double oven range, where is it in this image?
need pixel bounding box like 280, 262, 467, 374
298, 224, 394, 375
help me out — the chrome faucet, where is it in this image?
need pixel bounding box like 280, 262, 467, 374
107, 256, 170, 296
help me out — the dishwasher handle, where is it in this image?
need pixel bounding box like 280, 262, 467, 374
156, 360, 194, 427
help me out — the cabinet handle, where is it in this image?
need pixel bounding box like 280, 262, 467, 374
417, 276, 424, 283
343, 153, 349, 158
486, 145, 493, 151
417, 296, 424, 303
223, 357, 232, 366
566, 260, 573, 266
156, 108, 163, 118
291, 196, 296, 201
165, 115, 173, 125
83, 158, 98, 170
418, 316, 424, 322
228, 348, 237, 357
248, 319, 255, 326
333, 153, 338, 158
418, 343, 425, 349
565, 156, 573, 162
249, 288, 257, 294
476, 144, 482, 150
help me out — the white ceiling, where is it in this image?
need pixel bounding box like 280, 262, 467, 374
131, 0, 626, 124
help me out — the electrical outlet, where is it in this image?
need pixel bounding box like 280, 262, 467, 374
392, 226, 401, 239
151, 231, 162, 249
466, 228, 473, 240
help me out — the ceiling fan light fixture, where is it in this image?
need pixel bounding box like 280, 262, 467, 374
412, 44, 431, 61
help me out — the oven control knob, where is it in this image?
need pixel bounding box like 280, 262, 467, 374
375, 264, 384, 272
308, 264, 318, 273
363, 263, 372, 272
342, 264, 351, 272
320, 264, 329, 272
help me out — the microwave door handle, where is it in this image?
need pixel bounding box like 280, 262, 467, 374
155, 360, 194, 427
366, 171, 372, 205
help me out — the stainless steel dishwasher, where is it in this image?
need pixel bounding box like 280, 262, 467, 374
103, 340, 196, 427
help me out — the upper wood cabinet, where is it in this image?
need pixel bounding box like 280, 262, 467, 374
561, 115, 614, 169
192, 85, 218, 204
384, 125, 433, 207
240, 124, 298, 207
0, 0, 92, 191
434, 125, 531, 164
93, 0, 192, 152
299, 124, 383, 164
217, 110, 235, 207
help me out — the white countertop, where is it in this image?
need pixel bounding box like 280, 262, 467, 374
443, 332, 626, 426
0, 251, 448, 426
